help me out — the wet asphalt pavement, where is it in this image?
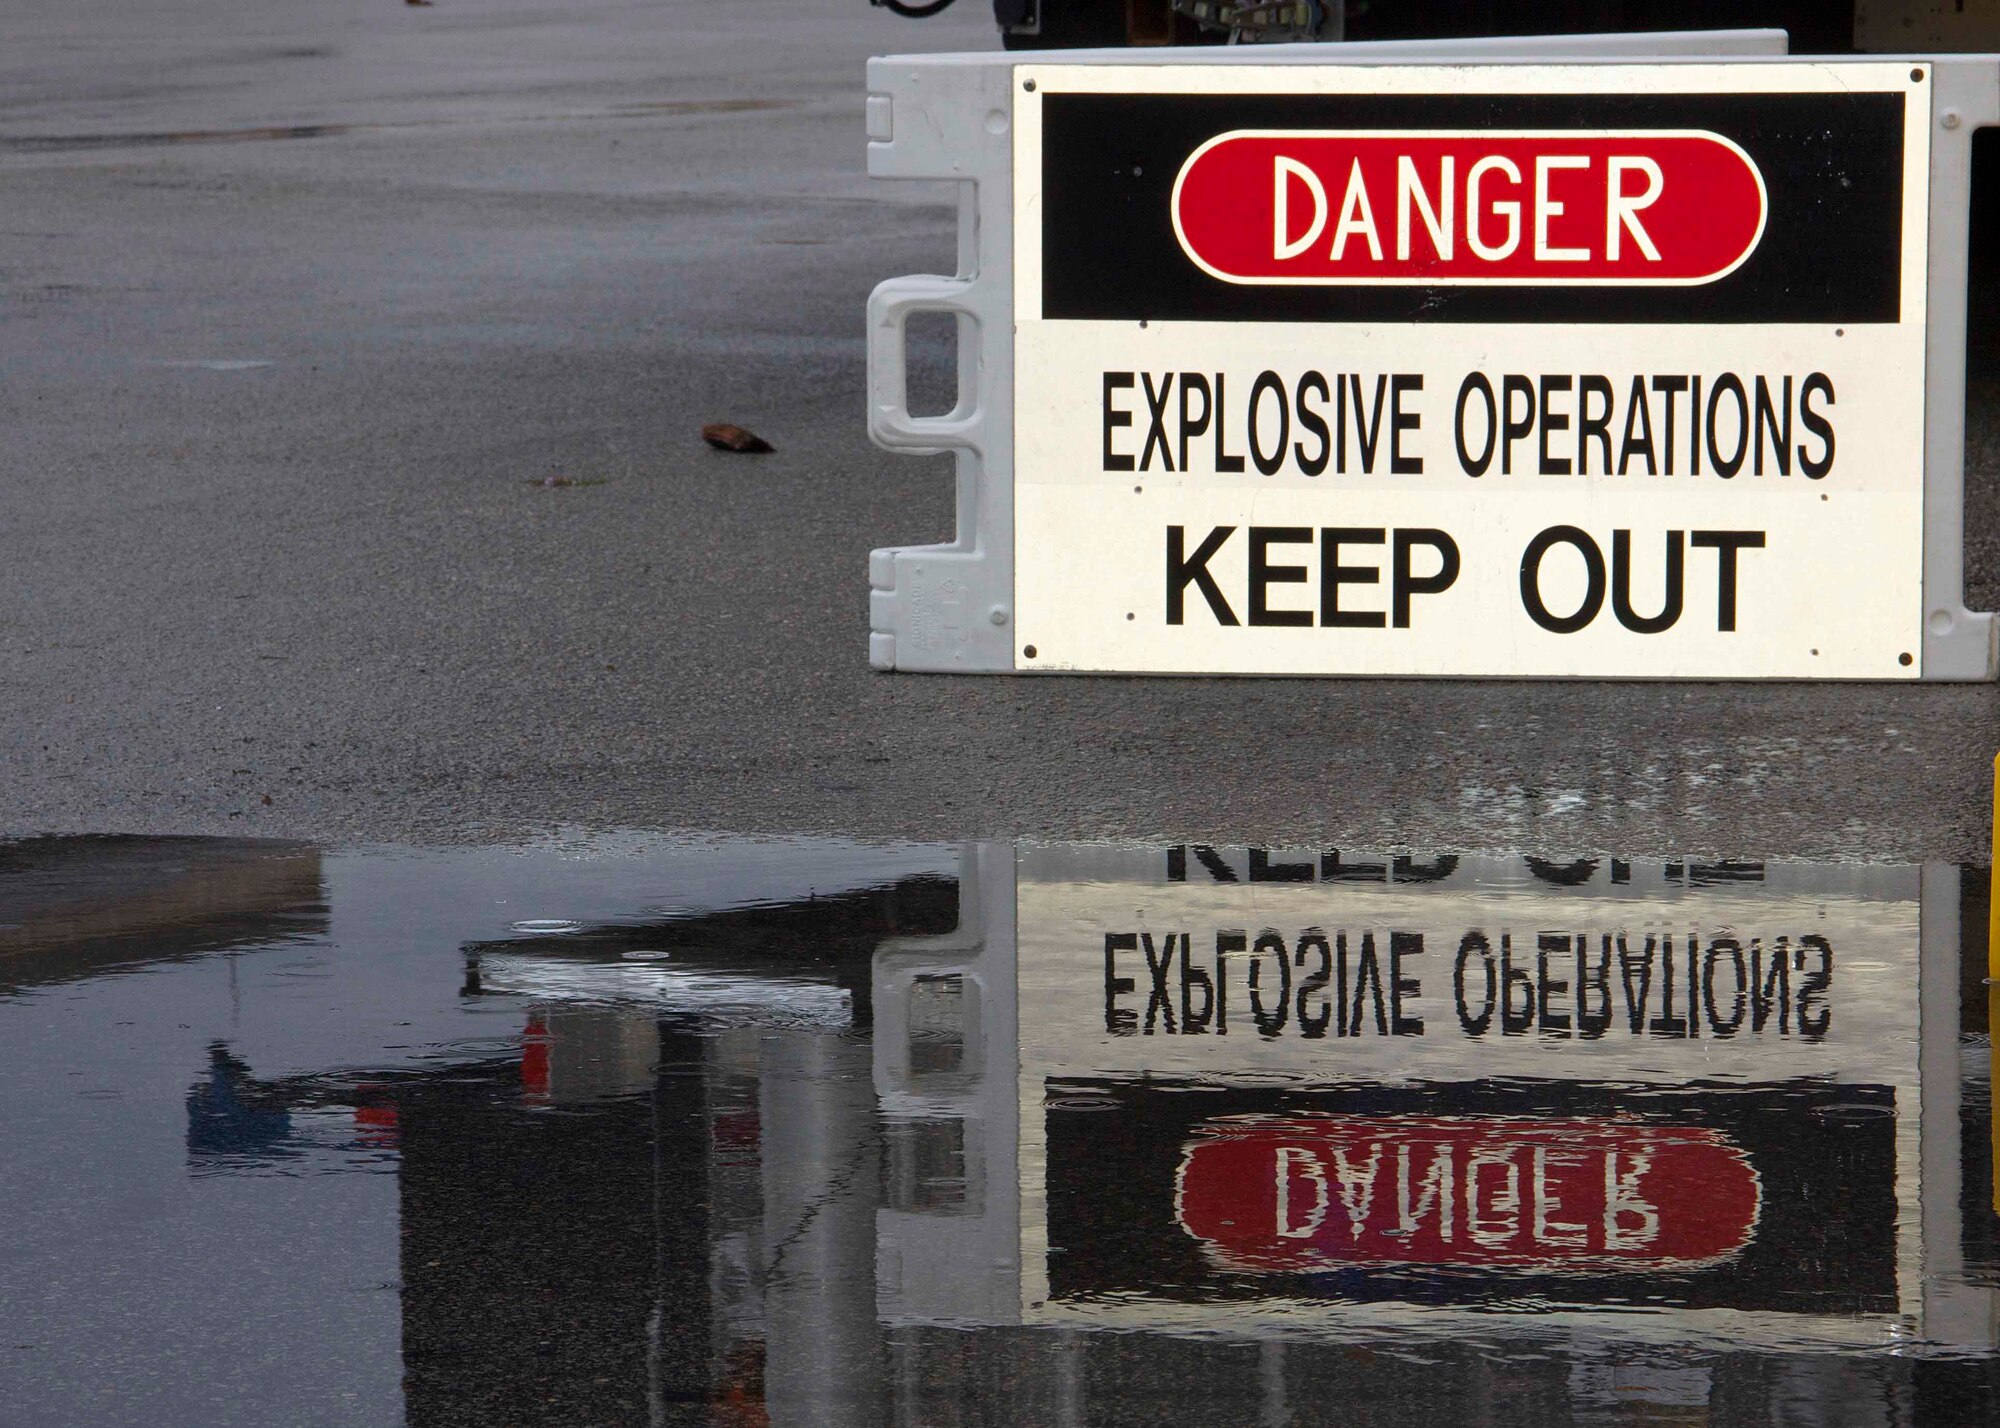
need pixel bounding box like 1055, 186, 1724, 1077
3, 0, 2000, 863
6, 830, 2000, 1425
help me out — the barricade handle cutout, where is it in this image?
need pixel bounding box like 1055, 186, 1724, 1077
867, 275, 984, 453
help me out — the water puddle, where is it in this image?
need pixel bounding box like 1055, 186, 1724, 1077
2, 832, 1997, 1424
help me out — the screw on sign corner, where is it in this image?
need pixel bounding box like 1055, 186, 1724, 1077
1899, 652, 1914, 667
1022, 644, 1038, 659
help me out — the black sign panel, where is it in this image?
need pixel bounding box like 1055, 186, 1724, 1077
1040, 91, 1906, 325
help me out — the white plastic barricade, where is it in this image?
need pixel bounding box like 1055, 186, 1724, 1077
865, 32, 1998, 680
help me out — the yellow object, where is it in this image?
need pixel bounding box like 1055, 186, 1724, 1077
1991, 750, 2000, 979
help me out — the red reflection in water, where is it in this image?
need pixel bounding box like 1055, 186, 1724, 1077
1176, 1114, 1759, 1273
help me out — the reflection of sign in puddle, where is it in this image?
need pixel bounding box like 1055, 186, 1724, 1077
1110, 921, 1833, 1043
1038, 1077, 1895, 1323
1175, 1115, 1760, 1275
861, 843, 1991, 1354
965, 847, 1937, 1348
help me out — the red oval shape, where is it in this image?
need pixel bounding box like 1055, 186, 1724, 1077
1174, 1115, 1760, 1273
1171, 130, 1766, 286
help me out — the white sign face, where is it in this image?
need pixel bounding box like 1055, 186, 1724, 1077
1011, 63, 1932, 678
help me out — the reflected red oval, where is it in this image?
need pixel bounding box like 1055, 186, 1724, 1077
1175, 1114, 1760, 1273
1171, 131, 1767, 286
